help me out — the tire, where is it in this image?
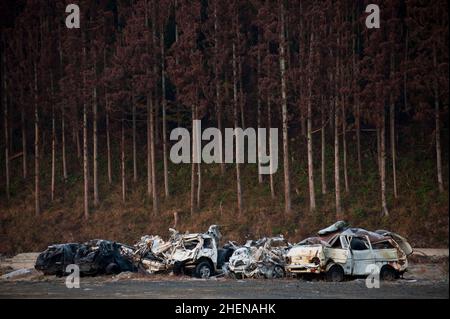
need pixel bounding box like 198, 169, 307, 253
105, 263, 120, 275
272, 265, 285, 279
173, 261, 185, 276
326, 264, 344, 282
380, 266, 396, 281
194, 261, 213, 279
230, 272, 243, 280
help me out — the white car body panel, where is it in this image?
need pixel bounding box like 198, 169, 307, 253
286, 234, 409, 276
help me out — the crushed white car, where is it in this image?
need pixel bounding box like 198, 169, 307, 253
285, 221, 413, 282
227, 236, 291, 279
134, 225, 235, 278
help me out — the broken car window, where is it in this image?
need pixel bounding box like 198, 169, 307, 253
372, 241, 395, 250
331, 238, 343, 248
350, 237, 369, 250
183, 240, 199, 250
203, 238, 213, 249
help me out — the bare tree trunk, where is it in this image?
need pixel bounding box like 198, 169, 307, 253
93, 86, 99, 206
155, 101, 160, 148
233, 43, 243, 216
61, 105, 67, 181
377, 126, 381, 176
298, 1, 306, 137
307, 94, 316, 211
380, 111, 389, 217
150, 1, 159, 150
257, 46, 263, 184
236, 26, 245, 129
147, 95, 152, 197
51, 106, 56, 201
390, 95, 398, 199
353, 27, 362, 176
279, 2, 291, 214
214, 0, 225, 176
307, 32, 316, 211
194, 105, 201, 209
150, 97, 158, 215
403, 28, 408, 111
121, 117, 126, 202
83, 91, 89, 219
21, 103, 27, 179
50, 73, 56, 202
132, 96, 137, 183
161, 28, 169, 197
334, 98, 342, 218
34, 62, 40, 215
59, 26, 67, 182
434, 89, 444, 193
268, 95, 275, 199
3, 68, 10, 201
197, 162, 202, 209
433, 43, 444, 193
75, 117, 81, 160
238, 58, 245, 129
190, 104, 196, 215
355, 96, 362, 175
190, 161, 196, 215
103, 50, 111, 185
82, 42, 89, 219
105, 97, 112, 185
334, 28, 343, 219
342, 96, 349, 193
389, 53, 398, 199
151, 6, 159, 214
321, 98, 327, 195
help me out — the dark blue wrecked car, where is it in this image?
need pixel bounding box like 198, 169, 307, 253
35, 240, 135, 276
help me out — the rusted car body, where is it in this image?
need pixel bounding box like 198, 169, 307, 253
134, 225, 234, 278
285, 222, 412, 281
228, 236, 291, 278
132, 235, 172, 273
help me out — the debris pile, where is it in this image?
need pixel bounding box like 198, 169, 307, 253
33, 222, 412, 281
132, 235, 173, 273
227, 236, 291, 279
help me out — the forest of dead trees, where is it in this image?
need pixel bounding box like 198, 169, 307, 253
0, 0, 448, 224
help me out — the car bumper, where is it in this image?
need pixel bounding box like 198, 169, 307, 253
285, 263, 322, 273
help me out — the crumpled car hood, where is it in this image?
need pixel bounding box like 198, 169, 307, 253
287, 244, 323, 258
229, 247, 252, 269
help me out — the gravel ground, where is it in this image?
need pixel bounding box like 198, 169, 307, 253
0, 262, 447, 299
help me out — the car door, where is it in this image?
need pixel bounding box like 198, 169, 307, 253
349, 235, 375, 276
324, 235, 352, 274
199, 236, 217, 266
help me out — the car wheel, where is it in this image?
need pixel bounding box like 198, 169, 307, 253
105, 263, 120, 275
173, 261, 185, 275
272, 265, 285, 279
232, 272, 244, 280
195, 261, 213, 279
326, 264, 344, 282
380, 266, 396, 281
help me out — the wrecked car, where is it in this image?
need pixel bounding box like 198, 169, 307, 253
228, 236, 291, 279
74, 240, 135, 275
134, 225, 235, 278
35, 243, 80, 276
35, 240, 135, 276
132, 235, 172, 274
285, 221, 413, 282
168, 225, 234, 278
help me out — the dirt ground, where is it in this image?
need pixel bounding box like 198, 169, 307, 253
0, 261, 448, 299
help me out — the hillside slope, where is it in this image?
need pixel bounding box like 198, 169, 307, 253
1, 134, 448, 255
